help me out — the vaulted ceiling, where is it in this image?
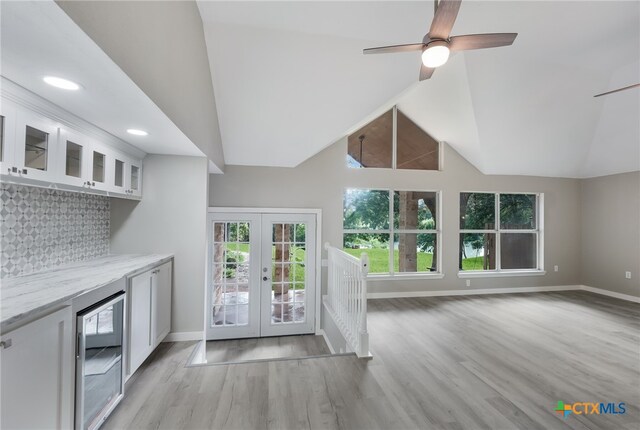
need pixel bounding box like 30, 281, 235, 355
198, 1, 639, 178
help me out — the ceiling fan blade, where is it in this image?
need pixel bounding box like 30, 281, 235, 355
594, 83, 640, 98
429, 0, 462, 40
363, 43, 424, 55
449, 33, 518, 51
419, 64, 436, 81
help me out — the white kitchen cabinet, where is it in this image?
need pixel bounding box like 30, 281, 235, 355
127, 261, 172, 378
152, 262, 172, 345
0, 306, 73, 430
0, 103, 17, 175
128, 269, 153, 376
124, 157, 143, 198
1, 88, 144, 200
58, 127, 92, 188
7, 109, 60, 183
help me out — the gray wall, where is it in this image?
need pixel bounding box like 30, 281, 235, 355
580, 171, 640, 297
111, 155, 208, 335
209, 138, 582, 295
57, 0, 225, 171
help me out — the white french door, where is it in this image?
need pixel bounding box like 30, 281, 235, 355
206, 212, 317, 340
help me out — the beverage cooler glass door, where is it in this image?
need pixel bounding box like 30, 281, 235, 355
76, 293, 125, 430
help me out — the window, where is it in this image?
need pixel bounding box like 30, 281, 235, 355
459, 192, 542, 274
343, 188, 441, 276
347, 106, 439, 171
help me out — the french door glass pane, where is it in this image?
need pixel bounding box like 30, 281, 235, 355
394, 233, 437, 272
500, 194, 536, 229
460, 233, 496, 271
66, 141, 82, 178
25, 125, 48, 171
271, 223, 306, 324
92, 151, 105, 182
211, 222, 250, 327
343, 233, 390, 273
501, 233, 537, 269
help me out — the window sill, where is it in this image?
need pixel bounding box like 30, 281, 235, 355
367, 273, 445, 281
457, 270, 546, 279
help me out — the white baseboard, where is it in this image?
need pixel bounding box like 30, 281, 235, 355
580, 285, 640, 303
163, 331, 204, 342
367, 285, 581, 299
317, 329, 337, 355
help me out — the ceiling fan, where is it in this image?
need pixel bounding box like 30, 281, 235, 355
594, 83, 640, 98
363, 0, 517, 81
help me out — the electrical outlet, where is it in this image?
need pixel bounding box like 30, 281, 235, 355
625, 271, 632, 279
554, 265, 559, 272
466, 279, 471, 287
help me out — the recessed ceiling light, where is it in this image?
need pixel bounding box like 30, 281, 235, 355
43, 76, 81, 90
127, 129, 148, 136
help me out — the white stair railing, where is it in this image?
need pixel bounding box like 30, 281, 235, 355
324, 242, 371, 358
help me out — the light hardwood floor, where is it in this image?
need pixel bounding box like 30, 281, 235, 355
104, 291, 639, 430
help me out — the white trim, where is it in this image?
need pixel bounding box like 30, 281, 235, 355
368, 273, 445, 281
317, 329, 336, 355
580, 285, 640, 303
208, 207, 322, 215
458, 270, 546, 278
367, 285, 581, 299
163, 331, 204, 342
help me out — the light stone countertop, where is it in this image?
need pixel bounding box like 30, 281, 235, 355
1, 254, 173, 332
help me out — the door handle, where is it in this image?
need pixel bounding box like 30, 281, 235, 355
262, 276, 269, 281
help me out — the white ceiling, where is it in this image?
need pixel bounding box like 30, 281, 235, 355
0, 0, 203, 158
198, 1, 639, 178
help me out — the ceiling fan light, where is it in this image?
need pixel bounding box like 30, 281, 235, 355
422, 42, 450, 68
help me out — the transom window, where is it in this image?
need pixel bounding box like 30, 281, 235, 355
459, 192, 543, 273
343, 188, 441, 276
347, 106, 440, 171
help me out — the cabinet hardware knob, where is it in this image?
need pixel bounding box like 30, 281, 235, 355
0, 339, 12, 349
263, 276, 269, 281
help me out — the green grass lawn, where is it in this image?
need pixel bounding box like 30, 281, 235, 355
225, 243, 489, 275
343, 248, 489, 273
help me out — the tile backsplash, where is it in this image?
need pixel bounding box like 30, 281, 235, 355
0, 184, 110, 278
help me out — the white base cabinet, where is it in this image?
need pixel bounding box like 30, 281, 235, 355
1, 307, 73, 430
127, 261, 172, 378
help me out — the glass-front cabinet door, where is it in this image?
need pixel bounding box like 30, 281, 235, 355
113, 158, 125, 192
58, 128, 91, 187
13, 110, 60, 182
88, 143, 113, 192
0, 104, 16, 175
125, 158, 142, 197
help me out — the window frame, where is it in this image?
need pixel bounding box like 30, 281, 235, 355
347, 106, 443, 171
343, 188, 443, 279
458, 191, 545, 278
